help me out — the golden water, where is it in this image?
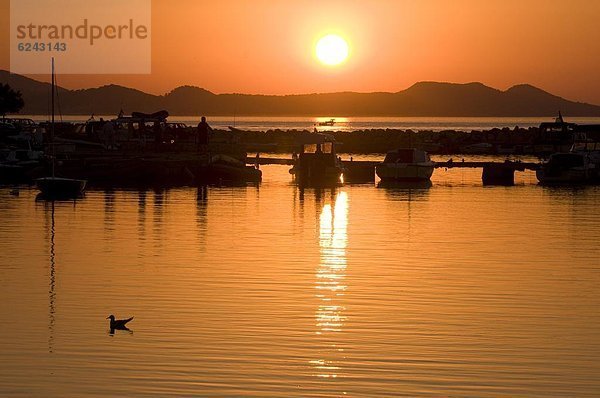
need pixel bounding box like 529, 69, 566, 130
1, 165, 599, 396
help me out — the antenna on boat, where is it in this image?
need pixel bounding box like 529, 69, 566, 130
54, 72, 64, 123
232, 97, 237, 128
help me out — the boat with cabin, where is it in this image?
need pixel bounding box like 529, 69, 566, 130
289, 133, 344, 186
376, 148, 435, 182
536, 138, 600, 185
317, 118, 336, 127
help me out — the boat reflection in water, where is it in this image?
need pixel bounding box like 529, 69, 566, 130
377, 180, 432, 206
310, 191, 349, 381
377, 179, 433, 190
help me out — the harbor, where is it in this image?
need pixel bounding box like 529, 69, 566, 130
2, 111, 600, 192
249, 156, 540, 185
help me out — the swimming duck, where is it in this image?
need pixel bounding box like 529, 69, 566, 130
107, 315, 134, 329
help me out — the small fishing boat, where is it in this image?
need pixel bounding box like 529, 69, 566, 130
536, 140, 600, 185
317, 118, 336, 127
36, 176, 87, 198
536, 119, 600, 185
376, 148, 435, 182
290, 133, 344, 186
207, 154, 262, 183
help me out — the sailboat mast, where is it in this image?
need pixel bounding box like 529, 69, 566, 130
51, 57, 55, 177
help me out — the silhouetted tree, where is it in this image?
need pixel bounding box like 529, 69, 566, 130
0, 83, 25, 118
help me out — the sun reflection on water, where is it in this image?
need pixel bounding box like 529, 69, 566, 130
311, 191, 348, 380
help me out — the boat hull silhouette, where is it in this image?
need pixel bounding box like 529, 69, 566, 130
376, 149, 435, 182
36, 177, 86, 199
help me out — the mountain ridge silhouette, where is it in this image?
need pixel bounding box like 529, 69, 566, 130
2, 70, 599, 117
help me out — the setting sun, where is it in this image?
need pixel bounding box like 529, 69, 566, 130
315, 34, 349, 66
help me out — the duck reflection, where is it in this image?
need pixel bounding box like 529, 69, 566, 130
109, 326, 133, 336
310, 191, 348, 379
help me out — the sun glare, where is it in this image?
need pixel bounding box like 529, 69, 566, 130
316, 34, 349, 66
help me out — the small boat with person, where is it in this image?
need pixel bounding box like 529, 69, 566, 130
376, 148, 435, 182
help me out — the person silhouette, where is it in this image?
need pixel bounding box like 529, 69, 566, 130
197, 116, 212, 152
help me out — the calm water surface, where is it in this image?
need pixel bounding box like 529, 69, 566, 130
1, 165, 599, 397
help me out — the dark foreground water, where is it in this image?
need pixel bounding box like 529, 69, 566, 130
1, 164, 599, 397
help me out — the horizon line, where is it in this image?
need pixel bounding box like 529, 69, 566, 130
3, 69, 597, 106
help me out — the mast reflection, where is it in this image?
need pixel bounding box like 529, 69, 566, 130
311, 191, 348, 379
46, 201, 56, 354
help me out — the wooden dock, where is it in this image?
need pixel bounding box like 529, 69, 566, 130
246, 157, 540, 185
435, 160, 539, 171
247, 157, 294, 166
436, 161, 539, 185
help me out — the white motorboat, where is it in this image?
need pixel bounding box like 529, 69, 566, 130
376, 149, 435, 182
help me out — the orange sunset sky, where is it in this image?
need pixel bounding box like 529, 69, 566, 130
1, 0, 599, 104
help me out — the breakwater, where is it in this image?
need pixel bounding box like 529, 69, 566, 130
216, 126, 571, 155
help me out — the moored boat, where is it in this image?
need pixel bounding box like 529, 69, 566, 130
290, 133, 344, 186
317, 118, 336, 127
536, 140, 600, 185
36, 177, 86, 198
207, 154, 262, 184
376, 148, 435, 182
0, 148, 44, 183
36, 58, 87, 199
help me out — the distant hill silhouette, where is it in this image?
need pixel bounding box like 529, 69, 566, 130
2, 70, 599, 117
